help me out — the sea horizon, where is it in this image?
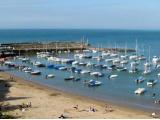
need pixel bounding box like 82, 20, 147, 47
1, 28, 160, 31
1, 0, 160, 118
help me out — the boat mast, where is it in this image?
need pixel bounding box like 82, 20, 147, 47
46, 43, 47, 53
86, 38, 89, 46
67, 43, 69, 58
55, 42, 57, 55
71, 68, 73, 77
149, 46, 151, 63
19, 49, 21, 57
81, 37, 83, 53
135, 39, 138, 56
97, 44, 100, 65
125, 42, 127, 56
114, 42, 116, 53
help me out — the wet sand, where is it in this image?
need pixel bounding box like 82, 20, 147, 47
0, 71, 152, 119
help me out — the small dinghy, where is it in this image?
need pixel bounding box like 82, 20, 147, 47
46, 74, 55, 78
134, 88, 146, 94
59, 67, 67, 70
108, 74, 118, 79
120, 60, 128, 64
116, 66, 127, 71
78, 62, 87, 66
90, 72, 104, 77
31, 70, 41, 75
135, 76, 145, 84
22, 57, 30, 62
147, 79, 157, 86
81, 70, 90, 74
74, 77, 81, 81
34, 62, 45, 67
64, 76, 75, 81
24, 68, 32, 73
135, 76, 145, 83
157, 73, 160, 77
72, 61, 79, 65
88, 80, 102, 87
23, 67, 32, 73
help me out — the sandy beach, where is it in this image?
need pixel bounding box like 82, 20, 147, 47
0, 71, 152, 119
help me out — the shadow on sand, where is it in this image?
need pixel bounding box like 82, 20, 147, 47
0, 78, 30, 118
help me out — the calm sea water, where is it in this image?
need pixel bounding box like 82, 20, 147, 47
1, 29, 160, 56
1, 29, 160, 111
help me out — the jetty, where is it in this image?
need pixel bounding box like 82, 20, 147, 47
0, 41, 135, 58
0, 41, 87, 51
88, 47, 135, 52
0, 41, 87, 54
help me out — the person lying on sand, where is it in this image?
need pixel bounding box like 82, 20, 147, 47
105, 104, 114, 112
73, 104, 78, 110
151, 112, 160, 118
79, 106, 98, 112
58, 114, 66, 119
58, 113, 72, 119
90, 107, 97, 112
19, 102, 32, 110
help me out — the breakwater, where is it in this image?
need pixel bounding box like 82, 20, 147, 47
0, 41, 135, 58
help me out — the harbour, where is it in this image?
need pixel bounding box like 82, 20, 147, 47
1, 29, 160, 118
0, 41, 135, 57
1, 0, 160, 118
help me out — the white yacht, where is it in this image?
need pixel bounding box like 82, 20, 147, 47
121, 55, 128, 60
86, 62, 94, 67
134, 88, 146, 94
152, 56, 160, 65
81, 70, 91, 74
135, 76, 145, 83
92, 50, 98, 53
78, 62, 86, 66
138, 55, 146, 60
110, 53, 118, 57
46, 74, 55, 78
21, 57, 30, 62
33, 61, 45, 67
105, 58, 114, 63
129, 55, 138, 60
143, 62, 151, 75
72, 61, 79, 65
113, 58, 121, 65
90, 72, 103, 77
147, 79, 157, 86
108, 74, 118, 79
22, 67, 32, 73
37, 52, 51, 58
120, 60, 128, 64
101, 52, 110, 58
88, 79, 102, 86
129, 62, 138, 73
31, 70, 41, 75
157, 73, 160, 77
59, 67, 67, 70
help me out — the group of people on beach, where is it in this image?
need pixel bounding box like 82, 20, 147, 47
104, 104, 114, 112
19, 102, 32, 112
73, 104, 113, 113
58, 104, 114, 119
73, 104, 98, 112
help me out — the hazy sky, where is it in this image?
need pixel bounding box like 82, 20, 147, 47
0, 0, 160, 29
